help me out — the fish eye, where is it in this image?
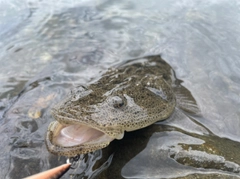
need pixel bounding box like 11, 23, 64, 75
110, 96, 125, 108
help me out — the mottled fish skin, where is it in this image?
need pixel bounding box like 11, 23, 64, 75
46, 55, 179, 156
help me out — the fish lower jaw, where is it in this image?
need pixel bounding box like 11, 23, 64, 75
49, 121, 114, 147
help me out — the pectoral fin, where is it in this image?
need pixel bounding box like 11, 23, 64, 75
173, 84, 201, 115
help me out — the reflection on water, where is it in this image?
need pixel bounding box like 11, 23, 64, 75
0, 0, 240, 178
121, 127, 240, 178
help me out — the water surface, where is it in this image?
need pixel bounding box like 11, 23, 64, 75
1, 0, 240, 178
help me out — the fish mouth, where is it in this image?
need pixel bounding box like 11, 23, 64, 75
46, 121, 114, 156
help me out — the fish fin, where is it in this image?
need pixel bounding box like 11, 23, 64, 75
173, 83, 201, 115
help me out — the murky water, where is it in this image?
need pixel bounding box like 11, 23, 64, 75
1, 0, 240, 178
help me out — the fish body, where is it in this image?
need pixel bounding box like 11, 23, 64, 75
46, 55, 199, 157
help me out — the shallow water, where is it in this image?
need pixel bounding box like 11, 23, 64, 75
1, 0, 240, 178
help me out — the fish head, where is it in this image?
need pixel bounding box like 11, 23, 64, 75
46, 57, 176, 157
